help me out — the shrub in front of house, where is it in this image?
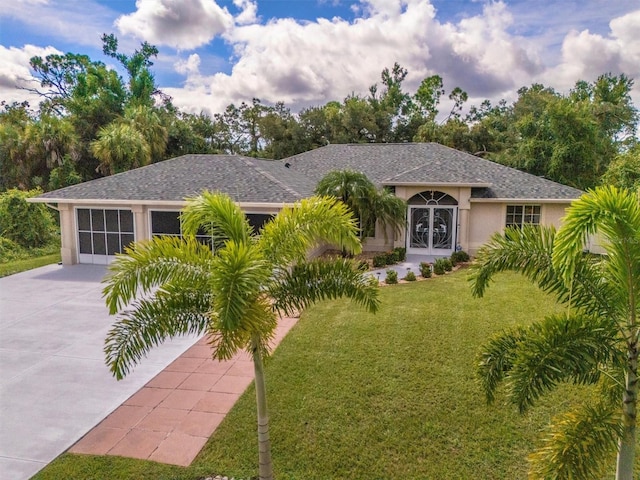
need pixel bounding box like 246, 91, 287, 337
443, 258, 453, 272
393, 247, 407, 262
419, 262, 432, 278
385, 269, 398, 284
372, 254, 387, 268
404, 270, 417, 281
433, 258, 447, 275
385, 250, 399, 265
450, 250, 470, 265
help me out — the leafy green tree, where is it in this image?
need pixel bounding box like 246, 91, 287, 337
368, 63, 411, 142
48, 155, 82, 190
259, 102, 306, 159
601, 145, 640, 190
411, 76, 469, 145
101, 33, 161, 108
102, 192, 379, 480
469, 186, 640, 479
0, 188, 55, 248
315, 170, 406, 241
0, 101, 35, 190
490, 76, 638, 190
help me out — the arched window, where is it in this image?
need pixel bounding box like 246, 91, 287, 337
408, 191, 458, 206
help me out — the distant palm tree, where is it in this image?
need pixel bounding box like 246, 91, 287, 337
124, 105, 168, 163
469, 186, 640, 480
91, 122, 150, 175
103, 191, 380, 480
315, 169, 406, 242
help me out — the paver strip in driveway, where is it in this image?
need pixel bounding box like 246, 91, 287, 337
69, 315, 299, 466
0, 264, 200, 480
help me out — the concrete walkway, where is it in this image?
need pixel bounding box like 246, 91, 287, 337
0, 264, 200, 480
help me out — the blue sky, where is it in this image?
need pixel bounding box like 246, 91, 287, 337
1, 1, 639, 115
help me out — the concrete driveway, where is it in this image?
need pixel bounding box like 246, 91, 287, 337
0, 264, 199, 480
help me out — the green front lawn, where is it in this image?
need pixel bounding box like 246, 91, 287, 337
34, 270, 604, 479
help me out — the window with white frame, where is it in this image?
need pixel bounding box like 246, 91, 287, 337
505, 205, 541, 229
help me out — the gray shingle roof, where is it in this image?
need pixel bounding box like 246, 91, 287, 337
36, 154, 316, 203
36, 144, 583, 204
284, 143, 583, 200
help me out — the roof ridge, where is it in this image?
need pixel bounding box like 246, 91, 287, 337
239, 157, 307, 199
383, 163, 430, 183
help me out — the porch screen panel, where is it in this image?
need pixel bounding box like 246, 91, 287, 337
77, 208, 135, 261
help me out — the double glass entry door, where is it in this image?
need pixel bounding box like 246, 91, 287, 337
408, 207, 456, 255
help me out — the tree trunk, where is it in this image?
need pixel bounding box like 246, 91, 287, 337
252, 336, 274, 480
616, 340, 637, 480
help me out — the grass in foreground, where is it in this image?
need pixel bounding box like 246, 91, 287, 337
34, 270, 615, 479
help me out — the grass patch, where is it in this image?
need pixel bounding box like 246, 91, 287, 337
0, 252, 61, 277
34, 270, 623, 479
0, 236, 61, 277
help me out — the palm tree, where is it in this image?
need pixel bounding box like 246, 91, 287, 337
124, 105, 168, 163
315, 169, 406, 241
469, 186, 640, 480
91, 122, 151, 175
102, 192, 380, 480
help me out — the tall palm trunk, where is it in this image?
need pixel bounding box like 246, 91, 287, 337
252, 335, 274, 480
616, 340, 638, 480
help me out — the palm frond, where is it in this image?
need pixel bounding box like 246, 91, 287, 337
268, 258, 380, 317
181, 190, 253, 245
528, 401, 621, 480
209, 241, 271, 331
105, 288, 212, 379
102, 235, 214, 314
469, 225, 616, 318
259, 196, 361, 266
552, 186, 640, 325
476, 327, 527, 404
469, 225, 558, 299
509, 314, 619, 413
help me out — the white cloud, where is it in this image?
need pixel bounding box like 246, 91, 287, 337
174, 53, 201, 76
539, 9, 640, 101
1, 0, 117, 48
233, 0, 258, 25
168, 0, 545, 115
115, 0, 234, 50
0, 44, 62, 105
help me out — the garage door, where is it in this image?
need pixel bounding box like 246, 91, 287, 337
77, 208, 134, 264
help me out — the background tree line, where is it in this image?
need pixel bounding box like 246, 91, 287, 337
1, 35, 638, 193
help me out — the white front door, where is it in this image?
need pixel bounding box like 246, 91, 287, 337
407, 206, 457, 256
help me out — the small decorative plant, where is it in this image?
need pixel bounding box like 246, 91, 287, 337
404, 269, 417, 281
385, 269, 398, 284
393, 246, 407, 262
450, 250, 470, 265
372, 254, 387, 268
443, 258, 453, 272
385, 250, 399, 265
433, 258, 447, 275
419, 262, 432, 278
